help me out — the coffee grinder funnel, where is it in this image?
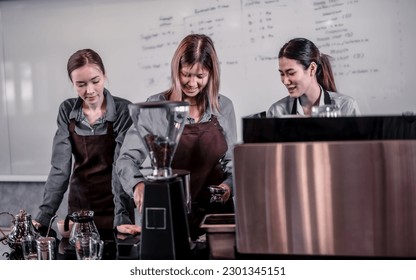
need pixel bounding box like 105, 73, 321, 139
128, 101, 189, 180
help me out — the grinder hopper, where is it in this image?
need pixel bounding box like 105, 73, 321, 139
129, 101, 189, 180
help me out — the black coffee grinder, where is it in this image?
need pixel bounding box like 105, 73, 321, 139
129, 101, 191, 260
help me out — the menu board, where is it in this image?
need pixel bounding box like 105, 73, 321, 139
0, 0, 415, 179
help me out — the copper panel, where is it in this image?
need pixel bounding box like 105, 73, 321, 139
233, 140, 416, 257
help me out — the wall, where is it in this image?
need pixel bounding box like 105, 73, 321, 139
0, 0, 415, 180
0, 182, 68, 228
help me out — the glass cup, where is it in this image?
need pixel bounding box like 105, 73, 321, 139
74, 232, 104, 260
311, 104, 341, 117
208, 185, 226, 203
36, 236, 56, 260
22, 235, 38, 260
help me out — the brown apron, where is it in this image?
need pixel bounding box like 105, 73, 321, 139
172, 115, 234, 239
68, 119, 115, 230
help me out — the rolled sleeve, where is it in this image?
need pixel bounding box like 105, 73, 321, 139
115, 124, 148, 196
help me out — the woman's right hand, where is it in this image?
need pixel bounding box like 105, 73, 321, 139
133, 182, 145, 213
32, 220, 42, 230
116, 224, 141, 235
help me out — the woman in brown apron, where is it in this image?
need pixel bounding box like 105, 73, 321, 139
34, 49, 132, 233
115, 34, 237, 240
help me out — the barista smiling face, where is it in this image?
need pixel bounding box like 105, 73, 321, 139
278, 57, 318, 99
180, 63, 210, 100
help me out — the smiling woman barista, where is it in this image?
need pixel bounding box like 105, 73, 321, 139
267, 37, 360, 117
33, 49, 132, 233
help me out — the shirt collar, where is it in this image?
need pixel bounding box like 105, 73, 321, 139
69, 88, 116, 122
188, 94, 214, 122
295, 86, 325, 115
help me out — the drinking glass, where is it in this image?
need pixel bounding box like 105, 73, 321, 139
74, 232, 104, 260
311, 104, 341, 117
36, 236, 56, 260
208, 185, 226, 203
36, 237, 56, 260
22, 235, 38, 260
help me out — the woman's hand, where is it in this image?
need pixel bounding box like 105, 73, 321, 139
133, 182, 145, 213
32, 220, 42, 230
116, 224, 141, 235
219, 183, 231, 202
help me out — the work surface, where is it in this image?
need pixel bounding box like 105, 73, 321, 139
0, 229, 210, 260
0, 229, 118, 260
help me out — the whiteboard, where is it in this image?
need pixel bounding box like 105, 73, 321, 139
0, 0, 415, 179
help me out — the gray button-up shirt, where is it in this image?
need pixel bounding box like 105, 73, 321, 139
267, 88, 361, 117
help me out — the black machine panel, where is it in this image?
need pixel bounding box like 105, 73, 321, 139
243, 115, 416, 143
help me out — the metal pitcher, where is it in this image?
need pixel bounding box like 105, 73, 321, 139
2, 209, 40, 251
